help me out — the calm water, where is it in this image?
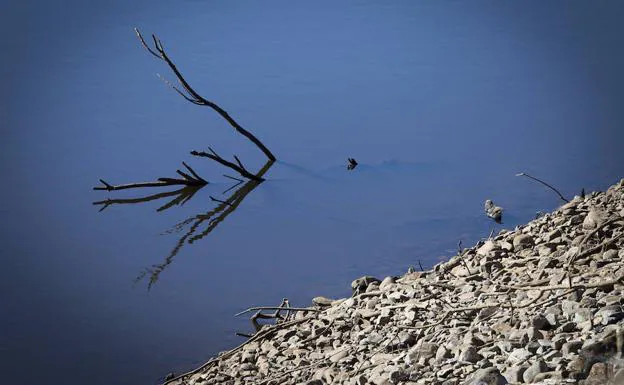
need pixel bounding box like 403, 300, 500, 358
2, 1, 624, 384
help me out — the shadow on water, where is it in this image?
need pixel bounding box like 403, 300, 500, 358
94, 159, 275, 290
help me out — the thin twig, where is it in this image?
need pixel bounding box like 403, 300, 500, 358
516, 172, 569, 203
235, 307, 320, 317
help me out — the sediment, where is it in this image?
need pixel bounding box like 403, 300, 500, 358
164, 178, 624, 385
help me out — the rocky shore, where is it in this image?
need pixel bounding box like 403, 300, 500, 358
164, 178, 624, 385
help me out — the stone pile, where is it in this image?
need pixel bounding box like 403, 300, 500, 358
165, 179, 624, 385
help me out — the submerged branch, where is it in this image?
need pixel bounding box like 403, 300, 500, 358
135, 28, 276, 161
93, 162, 208, 191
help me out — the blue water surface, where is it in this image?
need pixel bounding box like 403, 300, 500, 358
1, 1, 623, 384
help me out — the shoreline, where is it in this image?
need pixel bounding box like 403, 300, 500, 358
163, 178, 624, 385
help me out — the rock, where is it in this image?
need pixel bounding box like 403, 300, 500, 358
379, 276, 396, 290
582, 209, 605, 230
561, 340, 583, 355
459, 346, 482, 363
351, 276, 381, 295
584, 362, 609, 384
436, 345, 452, 362
522, 359, 547, 383
561, 300, 581, 317
502, 365, 527, 383
328, 349, 349, 363
512, 234, 533, 250
477, 240, 498, 256
530, 314, 549, 330
465, 367, 507, 385
312, 296, 334, 306
507, 348, 532, 365
532, 371, 562, 382
389, 369, 410, 384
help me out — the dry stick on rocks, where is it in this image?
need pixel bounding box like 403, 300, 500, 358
235, 306, 320, 317
134, 28, 276, 162
162, 315, 317, 385
516, 172, 570, 203
567, 215, 624, 266
399, 274, 624, 331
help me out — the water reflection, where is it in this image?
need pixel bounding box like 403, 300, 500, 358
93, 186, 202, 212
99, 159, 275, 289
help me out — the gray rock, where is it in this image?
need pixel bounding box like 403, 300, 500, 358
561, 299, 581, 314
351, 276, 381, 295
507, 348, 532, 365
530, 314, 549, 330
582, 209, 605, 230
502, 365, 527, 383
460, 346, 483, 363
522, 359, 547, 383
561, 340, 583, 355
312, 296, 334, 307
584, 362, 609, 384
436, 345, 452, 362
513, 234, 533, 250
465, 367, 507, 385
379, 276, 396, 290
532, 371, 562, 382
389, 369, 410, 384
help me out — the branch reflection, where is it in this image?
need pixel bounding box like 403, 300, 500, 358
133, 159, 274, 289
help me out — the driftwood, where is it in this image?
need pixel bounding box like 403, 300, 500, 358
234, 298, 301, 337
162, 315, 317, 385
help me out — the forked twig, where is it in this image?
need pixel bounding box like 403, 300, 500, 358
93, 162, 208, 191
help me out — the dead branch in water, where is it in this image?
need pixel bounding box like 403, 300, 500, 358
135, 28, 276, 161
191, 147, 263, 181
93, 162, 207, 191
516, 172, 569, 203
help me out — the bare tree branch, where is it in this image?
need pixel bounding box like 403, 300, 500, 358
235, 307, 320, 317
94, 162, 208, 191
191, 149, 263, 181
134, 28, 276, 161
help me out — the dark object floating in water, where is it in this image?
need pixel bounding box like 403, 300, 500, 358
484, 199, 503, 224
347, 157, 358, 170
